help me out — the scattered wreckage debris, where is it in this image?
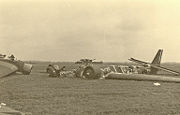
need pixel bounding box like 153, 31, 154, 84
46, 64, 61, 77
46, 64, 74, 77
45, 54, 180, 83
0, 54, 33, 78
46, 59, 103, 78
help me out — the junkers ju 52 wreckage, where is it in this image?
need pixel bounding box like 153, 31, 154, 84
0, 54, 33, 78
46, 59, 103, 78
46, 49, 180, 83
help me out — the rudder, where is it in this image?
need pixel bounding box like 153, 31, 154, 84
151, 49, 163, 65
150, 49, 163, 74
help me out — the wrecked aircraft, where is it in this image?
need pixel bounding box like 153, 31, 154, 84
46, 59, 102, 78
46, 64, 74, 77
0, 54, 33, 78
73, 51, 180, 83
45, 50, 180, 83
129, 49, 180, 75
46, 64, 61, 77
76, 63, 180, 83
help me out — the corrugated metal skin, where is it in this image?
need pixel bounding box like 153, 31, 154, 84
106, 73, 180, 83
0, 60, 18, 78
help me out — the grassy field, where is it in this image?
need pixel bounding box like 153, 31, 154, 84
0, 62, 180, 115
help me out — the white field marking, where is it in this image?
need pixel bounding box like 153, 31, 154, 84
1, 103, 6, 106
153, 82, 161, 86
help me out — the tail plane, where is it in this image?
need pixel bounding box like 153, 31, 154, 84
151, 49, 163, 65
128, 49, 180, 75
150, 49, 163, 74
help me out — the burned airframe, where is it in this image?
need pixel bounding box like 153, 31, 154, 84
45, 49, 180, 83
74, 50, 180, 83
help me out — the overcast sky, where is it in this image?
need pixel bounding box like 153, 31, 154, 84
0, 0, 180, 62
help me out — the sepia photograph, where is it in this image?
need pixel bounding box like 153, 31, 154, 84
0, 0, 180, 114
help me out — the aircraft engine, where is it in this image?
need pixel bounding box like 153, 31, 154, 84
77, 65, 102, 79
15, 61, 33, 75
22, 63, 33, 75
46, 64, 60, 77
0, 56, 33, 77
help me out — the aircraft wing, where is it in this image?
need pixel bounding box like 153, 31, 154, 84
0, 60, 18, 78
150, 64, 180, 75
128, 58, 149, 65
129, 58, 180, 75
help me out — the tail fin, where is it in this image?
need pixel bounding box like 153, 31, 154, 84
150, 49, 163, 74
151, 49, 163, 65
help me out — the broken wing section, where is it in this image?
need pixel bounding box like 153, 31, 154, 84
0, 60, 18, 78
150, 64, 180, 75
128, 58, 149, 65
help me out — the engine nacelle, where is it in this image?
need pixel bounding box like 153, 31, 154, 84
15, 61, 33, 75
75, 65, 102, 79
46, 64, 60, 77
22, 63, 33, 75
